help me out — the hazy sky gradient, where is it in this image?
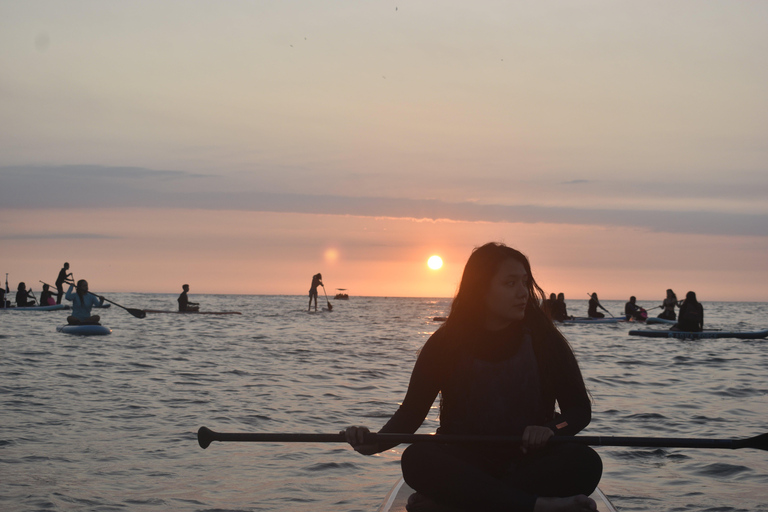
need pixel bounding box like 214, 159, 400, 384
2, 1, 767, 300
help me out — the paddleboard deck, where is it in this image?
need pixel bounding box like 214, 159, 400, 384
142, 309, 242, 315
376, 478, 617, 512
629, 329, 768, 340
644, 317, 676, 325
56, 324, 112, 336
561, 317, 626, 324
1, 304, 70, 311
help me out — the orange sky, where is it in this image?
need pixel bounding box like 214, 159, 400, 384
1, 2, 767, 301
3, 208, 766, 301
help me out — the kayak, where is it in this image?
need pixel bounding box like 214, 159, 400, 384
644, 317, 677, 325
0, 304, 70, 311
629, 329, 768, 340
142, 309, 242, 315
561, 317, 626, 324
57, 324, 112, 336
377, 477, 617, 512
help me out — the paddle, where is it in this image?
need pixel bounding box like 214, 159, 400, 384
321, 285, 333, 311
40, 280, 146, 319
197, 426, 768, 452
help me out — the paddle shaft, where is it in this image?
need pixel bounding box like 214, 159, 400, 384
197, 427, 768, 451
322, 285, 333, 311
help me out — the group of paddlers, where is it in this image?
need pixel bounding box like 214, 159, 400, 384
542, 288, 705, 332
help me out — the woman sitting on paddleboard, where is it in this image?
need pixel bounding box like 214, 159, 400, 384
16, 282, 36, 307
587, 293, 604, 319
344, 242, 602, 512
65, 280, 105, 325
671, 291, 703, 332
658, 289, 679, 320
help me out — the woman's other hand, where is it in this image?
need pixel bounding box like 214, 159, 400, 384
521, 425, 554, 454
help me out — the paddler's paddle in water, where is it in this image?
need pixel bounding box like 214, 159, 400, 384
197, 426, 768, 452
321, 285, 333, 311
40, 280, 146, 319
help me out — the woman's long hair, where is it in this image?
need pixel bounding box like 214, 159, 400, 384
440, 242, 588, 400
444, 242, 559, 342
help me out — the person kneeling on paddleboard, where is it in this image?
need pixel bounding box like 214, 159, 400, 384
344, 242, 602, 512
624, 296, 647, 322
65, 280, 105, 325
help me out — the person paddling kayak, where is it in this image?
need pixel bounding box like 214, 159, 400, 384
65, 280, 105, 325
343, 242, 602, 512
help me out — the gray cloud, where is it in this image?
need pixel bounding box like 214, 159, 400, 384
2, 165, 766, 237
0, 233, 118, 240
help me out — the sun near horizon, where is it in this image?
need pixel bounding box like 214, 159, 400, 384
427, 255, 443, 270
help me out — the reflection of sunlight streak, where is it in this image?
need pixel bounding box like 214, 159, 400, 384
324, 248, 339, 264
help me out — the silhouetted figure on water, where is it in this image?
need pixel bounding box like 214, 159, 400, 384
65, 280, 104, 325
16, 282, 36, 307
671, 291, 703, 332
553, 292, 572, 322
587, 293, 604, 318
40, 283, 56, 306
624, 296, 646, 321
658, 289, 679, 320
308, 273, 323, 312
178, 284, 200, 312
56, 262, 73, 304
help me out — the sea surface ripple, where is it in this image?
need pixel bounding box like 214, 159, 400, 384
1, 296, 766, 511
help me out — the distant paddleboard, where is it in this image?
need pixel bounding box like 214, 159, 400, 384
142, 309, 241, 315
629, 329, 768, 340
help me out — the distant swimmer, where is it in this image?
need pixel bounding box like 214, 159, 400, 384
55, 262, 73, 304
178, 284, 200, 312
671, 291, 703, 332
587, 293, 605, 318
308, 273, 323, 312
65, 280, 104, 325
658, 289, 679, 320
624, 296, 647, 321
16, 282, 36, 307
40, 283, 56, 306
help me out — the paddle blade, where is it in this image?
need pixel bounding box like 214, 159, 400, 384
129, 308, 147, 319
198, 426, 214, 449
739, 433, 768, 451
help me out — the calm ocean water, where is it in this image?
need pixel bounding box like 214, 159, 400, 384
1, 295, 767, 512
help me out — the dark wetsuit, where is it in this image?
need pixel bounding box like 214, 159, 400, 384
552, 299, 569, 322
178, 291, 198, 312
587, 299, 604, 319
16, 289, 35, 307
624, 302, 644, 321
673, 302, 703, 332
378, 322, 601, 511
